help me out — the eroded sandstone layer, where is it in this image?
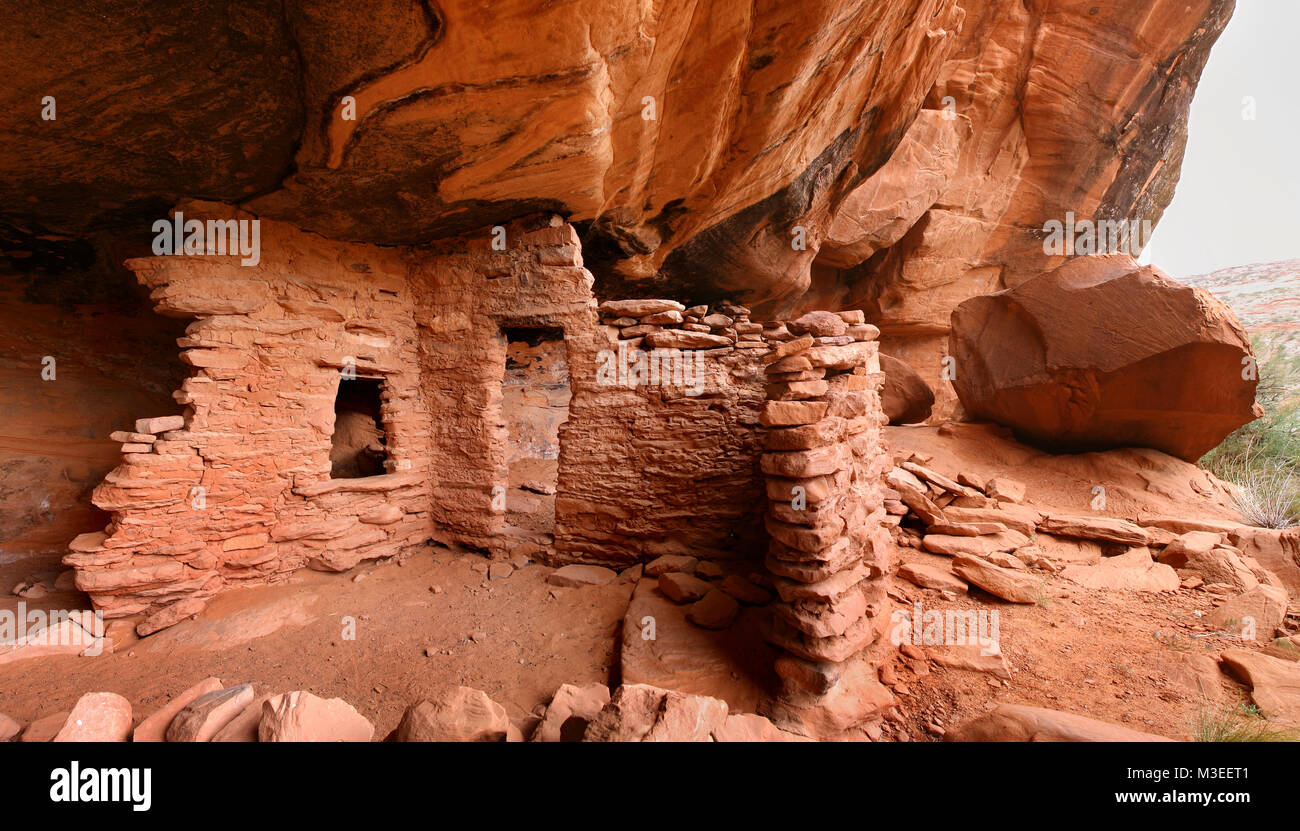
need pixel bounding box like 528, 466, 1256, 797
1, 1, 1232, 324
830, 0, 1235, 412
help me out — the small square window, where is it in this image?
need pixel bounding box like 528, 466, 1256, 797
330, 376, 389, 479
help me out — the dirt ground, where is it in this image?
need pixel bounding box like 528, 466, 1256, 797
888, 545, 1251, 741
1, 423, 1290, 741
0, 539, 1271, 741
0, 544, 633, 738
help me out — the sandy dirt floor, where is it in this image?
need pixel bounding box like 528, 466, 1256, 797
0, 545, 633, 738
2, 423, 1292, 741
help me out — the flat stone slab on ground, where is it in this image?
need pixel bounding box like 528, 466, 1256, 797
547, 564, 617, 588
620, 578, 777, 714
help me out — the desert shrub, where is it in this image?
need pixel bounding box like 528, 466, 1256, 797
1193, 700, 1299, 742
1202, 333, 1300, 528
1213, 455, 1300, 529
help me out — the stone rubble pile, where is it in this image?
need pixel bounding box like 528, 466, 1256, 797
9, 682, 374, 743
6, 680, 811, 743
887, 455, 1136, 601
880, 452, 1300, 736
645, 554, 772, 631
598, 299, 766, 351
885, 453, 1297, 634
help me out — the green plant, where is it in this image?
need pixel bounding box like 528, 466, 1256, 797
1273, 638, 1300, 656
1222, 462, 1299, 528
1202, 333, 1300, 529
1192, 699, 1299, 742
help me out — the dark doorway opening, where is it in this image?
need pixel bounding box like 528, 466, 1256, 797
500, 326, 570, 537
330, 376, 388, 479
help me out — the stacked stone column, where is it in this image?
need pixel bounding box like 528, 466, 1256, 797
758, 310, 896, 737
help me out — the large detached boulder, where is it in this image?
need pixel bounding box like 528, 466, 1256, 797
51, 693, 132, 742
531, 684, 611, 743
949, 255, 1260, 461
390, 687, 508, 742
258, 691, 374, 742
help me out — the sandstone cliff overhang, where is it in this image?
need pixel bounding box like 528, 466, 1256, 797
0, 0, 1234, 319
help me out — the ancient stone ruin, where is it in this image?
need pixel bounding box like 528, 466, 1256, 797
3, 0, 1298, 753
47, 199, 903, 735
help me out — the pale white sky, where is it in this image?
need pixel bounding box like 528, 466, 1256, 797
1141, 0, 1300, 278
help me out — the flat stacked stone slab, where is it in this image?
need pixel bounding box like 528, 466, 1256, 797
599, 298, 762, 351
758, 310, 895, 738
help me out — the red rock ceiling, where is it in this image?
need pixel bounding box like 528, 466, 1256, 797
0, 0, 1234, 319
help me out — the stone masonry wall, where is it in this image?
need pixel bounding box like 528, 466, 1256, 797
554, 301, 771, 566
756, 311, 899, 736
66, 204, 432, 635
407, 217, 597, 554
67, 208, 606, 633
62, 205, 897, 646
60, 206, 780, 631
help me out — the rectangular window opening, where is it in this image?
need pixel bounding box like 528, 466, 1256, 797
330, 375, 390, 479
